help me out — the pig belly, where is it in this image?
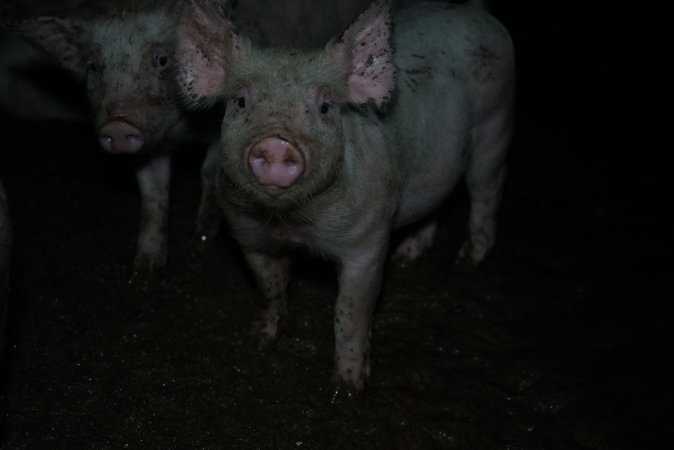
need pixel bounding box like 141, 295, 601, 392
393, 153, 465, 229
388, 88, 471, 229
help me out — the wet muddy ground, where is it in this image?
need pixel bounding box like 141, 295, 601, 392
0, 3, 672, 449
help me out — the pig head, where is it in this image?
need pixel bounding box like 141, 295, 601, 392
16, 9, 184, 154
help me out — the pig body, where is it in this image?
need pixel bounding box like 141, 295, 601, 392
14, 1, 223, 272
177, 0, 514, 396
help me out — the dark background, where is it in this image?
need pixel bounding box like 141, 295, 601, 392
0, 1, 672, 448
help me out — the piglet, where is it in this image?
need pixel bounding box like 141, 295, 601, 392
176, 0, 515, 398
14, 1, 222, 274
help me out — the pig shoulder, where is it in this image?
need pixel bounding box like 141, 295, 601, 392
315, 112, 403, 252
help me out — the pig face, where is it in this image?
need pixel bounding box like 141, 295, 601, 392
17, 9, 183, 154
217, 50, 349, 211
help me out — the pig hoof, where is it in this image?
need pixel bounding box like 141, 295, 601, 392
127, 268, 161, 292
455, 241, 486, 267
391, 222, 437, 266
391, 240, 426, 266
329, 381, 363, 405
133, 251, 167, 272
248, 321, 284, 352
249, 331, 277, 352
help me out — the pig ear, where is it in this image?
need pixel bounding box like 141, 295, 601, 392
13, 17, 88, 78
327, 0, 395, 110
176, 0, 248, 109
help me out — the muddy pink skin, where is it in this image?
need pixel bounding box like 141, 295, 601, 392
248, 137, 305, 190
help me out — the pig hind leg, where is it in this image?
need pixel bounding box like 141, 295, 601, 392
458, 108, 512, 265
391, 219, 438, 265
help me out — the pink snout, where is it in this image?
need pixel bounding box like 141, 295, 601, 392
248, 137, 305, 189
98, 120, 145, 154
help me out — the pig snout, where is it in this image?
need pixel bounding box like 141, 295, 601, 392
98, 120, 145, 154
248, 137, 305, 189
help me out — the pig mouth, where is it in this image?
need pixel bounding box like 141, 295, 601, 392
247, 136, 306, 193
98, 119, 146, 154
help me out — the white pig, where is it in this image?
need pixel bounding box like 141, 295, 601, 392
176, 0, 515, 398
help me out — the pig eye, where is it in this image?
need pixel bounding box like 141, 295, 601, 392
152, 51, 170, 71
319, 102, 332, 115
316, 89, 334, 116
229, 88, 251, 113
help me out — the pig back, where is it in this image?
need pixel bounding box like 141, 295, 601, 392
386, 2, 515, 227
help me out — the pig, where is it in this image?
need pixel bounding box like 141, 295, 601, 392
176, 0, 515, 398
12, 1, 223, 274
0, 179, 11, 354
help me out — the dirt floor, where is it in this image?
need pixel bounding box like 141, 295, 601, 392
0, 2, 672, 449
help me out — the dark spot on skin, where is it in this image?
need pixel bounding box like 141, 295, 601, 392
474, 45, 498, 61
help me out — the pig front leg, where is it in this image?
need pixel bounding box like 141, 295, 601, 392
133, 154, 171, 271
331, 243, 389, 400
193, 140, 222, 249
244, 250, 291, 347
